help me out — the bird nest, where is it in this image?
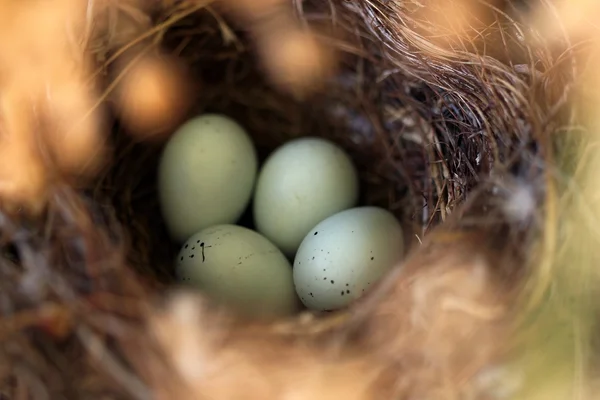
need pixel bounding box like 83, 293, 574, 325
0, 0, 595, 399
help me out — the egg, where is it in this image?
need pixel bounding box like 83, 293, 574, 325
158, 114, 258, 242
253, 137, 359, 257
293, 207, 404, 311
176, 224, 299, 318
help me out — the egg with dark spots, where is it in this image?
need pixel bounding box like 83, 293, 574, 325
176, 224, 299, 318
292, 207, 404, 311
158, 114, 258, 242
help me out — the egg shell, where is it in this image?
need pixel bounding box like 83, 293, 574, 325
177, 224, 300, 318
253, 137, 359, 257
158, 114, 258, 242
293, 207, 404, 311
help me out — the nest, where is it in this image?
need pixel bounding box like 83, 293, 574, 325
0, 0, 593, 399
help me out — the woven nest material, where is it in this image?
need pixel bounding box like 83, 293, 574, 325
0, 0, 594, 399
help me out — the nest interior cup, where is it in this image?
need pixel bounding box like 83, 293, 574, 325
107, 0, 527, 284
0, 0, 576, 399
107, 3, 431, 285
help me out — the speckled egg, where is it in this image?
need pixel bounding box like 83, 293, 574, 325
293, 207, 404, 311
253, 137, 359, 257
158, 114, 258, 242
176, 224, 299, 318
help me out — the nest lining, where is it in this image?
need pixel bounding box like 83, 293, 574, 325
107, 0, 546, 280
0, 0, 575, 399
